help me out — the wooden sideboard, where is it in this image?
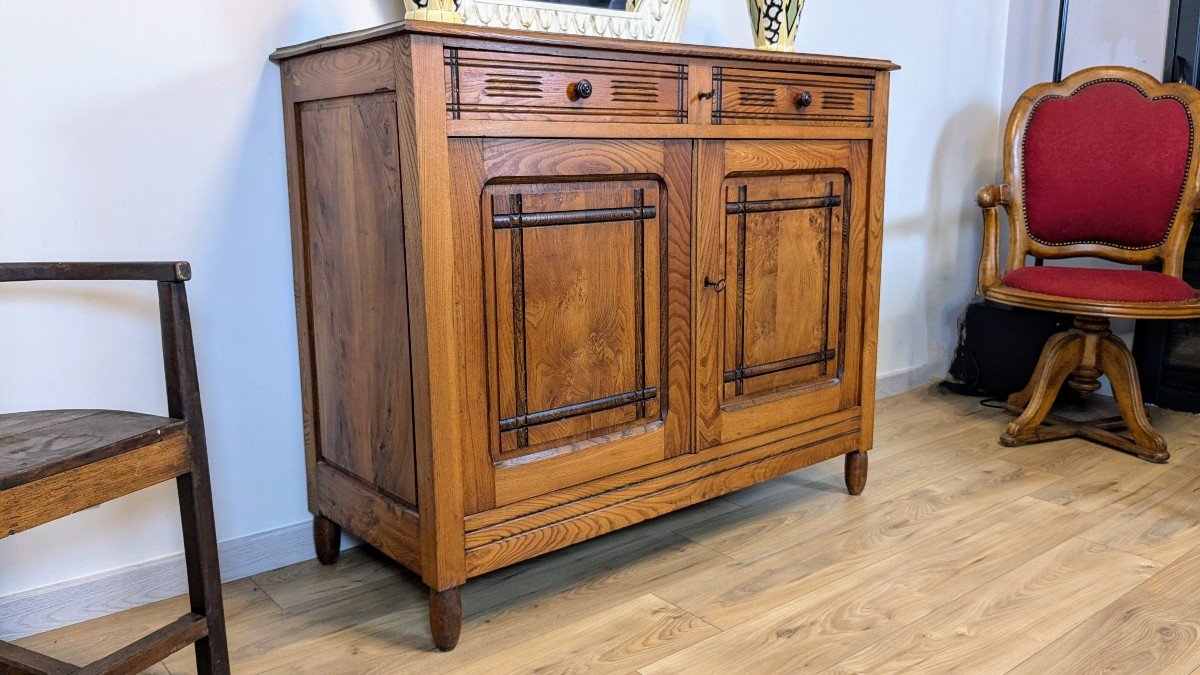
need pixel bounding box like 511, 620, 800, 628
271, 20, 895, 651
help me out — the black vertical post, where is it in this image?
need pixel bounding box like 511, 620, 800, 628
1054, 0, 1071, 82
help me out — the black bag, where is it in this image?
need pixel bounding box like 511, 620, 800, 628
946, 301, 1073, 398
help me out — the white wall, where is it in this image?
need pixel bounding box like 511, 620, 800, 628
0, 1, 399, 601
0, 0, 1163, 631
1003, 0, 1172, 113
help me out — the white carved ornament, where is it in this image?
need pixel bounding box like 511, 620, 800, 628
456, 0, 690, 42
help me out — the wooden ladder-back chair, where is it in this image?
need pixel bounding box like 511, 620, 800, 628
978, 66, 1200, 463
0, 262, 229, 674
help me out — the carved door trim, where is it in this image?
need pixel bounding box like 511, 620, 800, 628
451, 138, 693, 510
696, 139, 870, 449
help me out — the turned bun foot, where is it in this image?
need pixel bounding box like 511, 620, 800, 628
313, 514, 341, 565
429, 586, 463, 651
845, 451, 868, 495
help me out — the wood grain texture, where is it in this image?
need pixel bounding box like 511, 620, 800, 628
696, 140, 869, 449
830, 538, 1162, 673
0, 410, 185, 491
298, 91, 417, 508
473, 139, 693, 508
73, 613, 207, 675
282, 41, 394, 103
396, 32, 468, 594
314, 462, 421, 575
0, 433, 190, 537
275, 21, 891, 649
312, 515, 341, 566
429, 586, 462, 652
448, 594, 716, 674
466, 433, 860, 577
713, 67, 873, 126
23, 388, 1200, 673
1011, 588, 1200, 674
643, 497, 1104, 673
448, 48, 687, 123
657, 461, 1067, 630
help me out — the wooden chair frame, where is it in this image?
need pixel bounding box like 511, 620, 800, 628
979, 66, 1200, 314
976, 67, 1200, 463
0, 262, 229, 675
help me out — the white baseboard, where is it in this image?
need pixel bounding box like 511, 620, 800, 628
2, 364, 940, 641
0, 519, 353, 641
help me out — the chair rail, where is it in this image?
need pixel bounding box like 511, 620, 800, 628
0, 262, 191, 283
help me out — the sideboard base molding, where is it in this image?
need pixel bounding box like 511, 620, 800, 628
464, 430, 862, 577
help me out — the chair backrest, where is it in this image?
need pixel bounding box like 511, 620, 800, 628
1005, 66, 1200, 277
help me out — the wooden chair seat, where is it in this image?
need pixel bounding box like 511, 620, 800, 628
0, 410, 193, 540
0, 409, 186, 490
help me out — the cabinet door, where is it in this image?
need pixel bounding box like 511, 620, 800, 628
696, 140, 870, 449
452, 139, 692, 509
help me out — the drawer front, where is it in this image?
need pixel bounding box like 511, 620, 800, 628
446, 48, 688, 123
713, 67, 874, 126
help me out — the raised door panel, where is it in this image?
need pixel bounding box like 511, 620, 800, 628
697, 139, 869, 449
487, 181, 662, 456
298, 93, 418, 507
723, 174, 845, 400
453, 139, 692, 510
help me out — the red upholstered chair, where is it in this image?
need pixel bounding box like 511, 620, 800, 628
977, 66, 1200, 463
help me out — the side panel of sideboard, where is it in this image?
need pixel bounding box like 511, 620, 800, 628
278, 40, 420, 509
279, 39, 425, 573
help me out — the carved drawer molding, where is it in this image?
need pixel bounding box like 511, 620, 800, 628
446, 48, 688, 123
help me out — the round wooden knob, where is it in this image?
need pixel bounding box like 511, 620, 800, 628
570, 79, 594, 100
796, 91, 814, 108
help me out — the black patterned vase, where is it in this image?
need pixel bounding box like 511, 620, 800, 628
747, 0, 804, 51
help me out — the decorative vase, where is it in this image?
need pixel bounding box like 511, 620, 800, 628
404, 0, 464, 23
746, 0, 804, 52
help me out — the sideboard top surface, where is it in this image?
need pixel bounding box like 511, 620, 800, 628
270, 18, 899, 72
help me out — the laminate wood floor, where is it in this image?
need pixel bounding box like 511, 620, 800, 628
16, 385, 1200, 673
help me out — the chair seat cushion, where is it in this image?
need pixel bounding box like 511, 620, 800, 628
1002, 266, 1197, 303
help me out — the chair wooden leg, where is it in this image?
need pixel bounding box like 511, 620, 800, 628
1097, 333, 1169, 463
1002, 330, 1084, 446
430, 586, 463, 652
177, 465, 230, 674
1004, 330, 1077, 414
845, 451, 867, 495
313, 514, 341, 565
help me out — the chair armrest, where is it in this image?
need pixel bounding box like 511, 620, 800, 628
0, 262, 191, 283
977, 183, 1011, 208
977, 184, 1011, 292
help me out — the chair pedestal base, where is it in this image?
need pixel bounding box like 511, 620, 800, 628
1000, 316, 1169, 463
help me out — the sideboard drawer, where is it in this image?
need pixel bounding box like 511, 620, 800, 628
445, 48, 688, 123
713, 67, 874, 126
